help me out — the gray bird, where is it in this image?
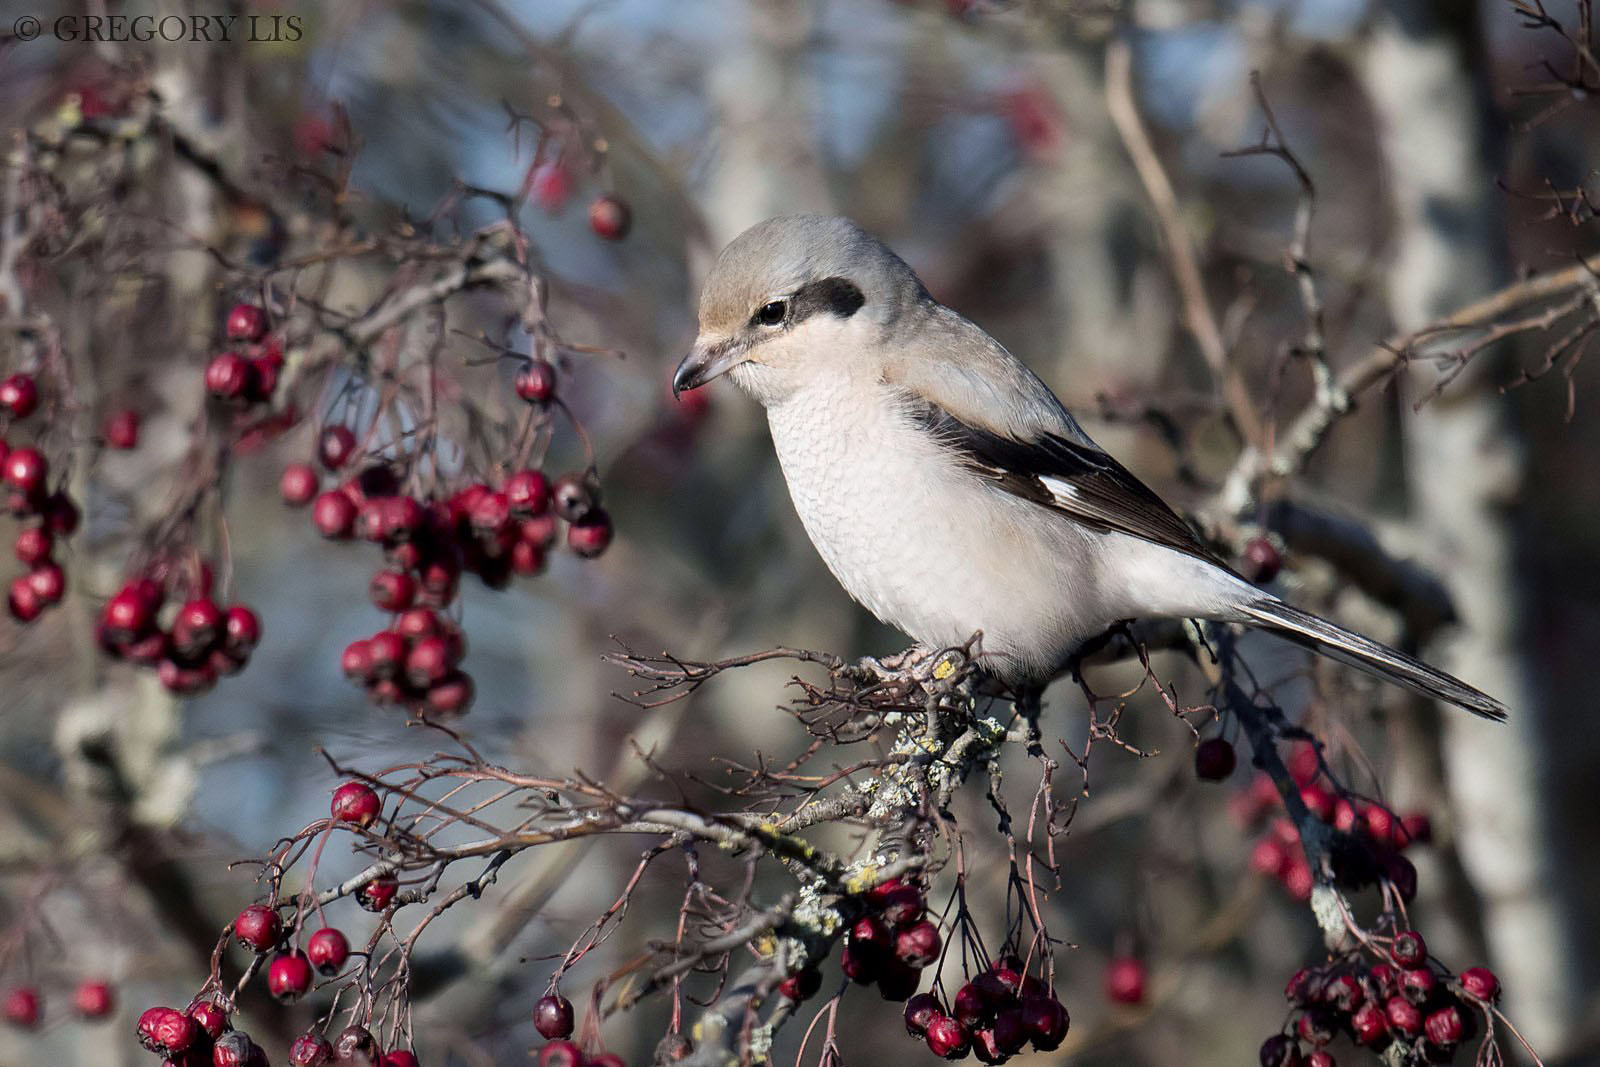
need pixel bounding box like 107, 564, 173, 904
673, 215, 1506, 720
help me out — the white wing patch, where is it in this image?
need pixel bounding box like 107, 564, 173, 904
1039, 476, 1080, 502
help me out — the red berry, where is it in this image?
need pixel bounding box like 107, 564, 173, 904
537, 1040, 583, 1067
367, 630, 407, 679
312, 491, 357, 538
224, 604, 262, 655
1259, 1034, 1302, 1067
877, 884, 925, 926
470, 490, 512, 535
290, 1032, 335, 1066
173, 597, 224, 656
1021, 994, 1069, 1051
1350, 1001, 1387, 1045
205, 352, 254, 400
358, 873, 398, 911
3, 447, 46, 496
395, 607, 441, 640
520, 514, 558, 548
877, 958, 921, 1000
7, 576, 41, 621
73, 979, 114, 1019
341, 638, 375, 680
953, 982, 990, 1027
1385, 994, 1422, 1036
379, 496, 426, 542
268, 950, 315, 1002
0, 375, 38, 419
318, 425, 358, 470
777, 967, 821, 1002
41, 491, 79, 534
925, 1013, 971, 1059
533, 993, 575, 1039
1297, 1008, 1337, 1046
1458, 966, 1500, 1002
424, 671, 474, 715
381, 1052, 420, 1067
510, 540, 546, 576
370, 569, 416, 612
1242, 536, 1283, 583
137, 1005, 170, 1050
893, 919, 941, 968
515, 360, 557, 404
1400, 967, 1437, 1005
225, 303, 270, 342
335, 1026, 379, 1062
213, 1030, 263, 1067
504, 469, 551, 516
1194, 737, 1236, 780
154, 1007, 197, 1051
185, 998, 227, 1040
1366, 963, 1398, 1001
530, 163, 571, 213
848, 915, 890, 953
1399, 812, 1433, 847
989, 1006, 1027, 1054
281, 464, 319, 506
568, 510, 613, 558
1424, 1004, 1464, 1047
1306, 1053, 1335, 1067
839, 938, 878, 984
588, 195, 631, 240
1391, 931, 1427, 967
1384, 853, 1419, 903
1105, 955, 1146, 1005
306, 927, 351, 975
105, 409, 140, 449
905, 992, 941, 1036
2, 987, 39, 1028
1322, 973, 1364, 1013
331, 781, 381, 828
234, 903, 281, 953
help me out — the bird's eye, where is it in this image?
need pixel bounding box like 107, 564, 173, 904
755, 300, 787, 327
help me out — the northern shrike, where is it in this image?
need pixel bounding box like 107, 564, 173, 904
673, 215, 1506, 720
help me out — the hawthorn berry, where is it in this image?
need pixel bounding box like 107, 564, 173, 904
893, 920, 941, 968
331, 781, 381, 828
840, 938, 879, 984
1242, 537, 1283, 583
1322, 972, 1364, 1013
530, 162, 572, 213
953, 982, 989, 1027
281, 464, 319, 506
73, 979, 114, 1019
538, 1040, 584, 1067
777, 968, 821, 1002
1306, 1052, 1336, 1067
425, 671, 475, 715
1105, 955, 1146, 1005
877, 883, 925, 926
1385, 995, 1423, 1037
2, 987, 39, 1028
213, 1030, 262, 1066
318, 425, 358, 470
1391, 930, 1427, 967
173, 597, 225, 656
1400, 967, 1437, 1005
42, 491, 79, 534
105, 409, 140, 449
312, 491, 358, 538
205, 352, 254, 400
505, 469, 551, 516
234, 903, 281, 953
7, 577, 41, 622
534, 993, 575, 1039
515, 360, 557, 404
1458, 966, 1500, 1002
153, 1007, 197, 1052
1259, 1034, 1302, 1067
1424, 1003, 1464, 1047
382, 1051, 421, 1067
0, 374, 38, 419
1021, 994, 1069, 1051
588, 195, 631, 240
568, 510, 614, 558
290, 1031, 336, 1066
303, 927, 350, 976
1194, 737, 1236, 780
925, 1013, 971, 1060
551, 473, 595, 523
1297, 1008, 1337, 1046
878, 958, 921, 1001
358, 873, 399, 911
1349, 1001, 1387, 1046
904, 992, 940, 1036
3, 447, 46, 496
268, 950, 315, 1002
225, 303, 270, 342
335, 1025, 380, 1062
186, 998, 229, 1039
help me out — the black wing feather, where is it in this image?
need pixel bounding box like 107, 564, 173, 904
905, 398, 1220, 564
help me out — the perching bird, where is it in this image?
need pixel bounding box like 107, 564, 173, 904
673, 215, 1506, 720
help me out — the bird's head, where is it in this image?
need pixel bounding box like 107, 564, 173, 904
673, 214, 926, 405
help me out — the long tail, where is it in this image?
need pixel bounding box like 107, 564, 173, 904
1235, 599, 1508, 721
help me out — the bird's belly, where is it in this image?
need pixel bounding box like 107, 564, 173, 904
764, 396, 1099, 680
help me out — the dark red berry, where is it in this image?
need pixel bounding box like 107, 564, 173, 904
234, 904, 281, 953
1194, 737, 1236, 780
381, 1051, 420, 1067
1391, 931, 1427, 967
511, 540, 546, 576
990, 1006, 1027, 1053
105, 409, 140, 449
369, 569, 416, 612
504, 470, 551, 516
1385, 995, 1422, 1037
1384, 853, 1419, 902
537, 1040, 583, 1067
1259, 1034, 1302, 1067
1322, 973, 1364, 1013
588, 195, 631, 240
1349, 1001, 1387, 1046
185, 997, 228, 1040
331, 781, 381, 828
289, 1032, 335, 1066
953, 982, 989, 1027
335, 1026, 379, 1063
530, 162, 571, 213
281, 464, 319, 506
225, 303, 270, 342
848, 915, 890, 954
1021, 994, 1069, 1051
304, 926, 350, 976
1457, 966, 1500, 1002
268, 950, 315, 1002
2, 987, 39, 1028
515, 360, 557, 404
1105, 956, 1146, 1005
173, 597, 224, 656
568, 510, 613, 558
73, 979, 114, 1019
425, 671, 475, 715
341, 638, 374, 680
877, 958, 921, 1000
925, 1014, 971, 1060
1424, 1004, 1464, 1047
3, 447, 46, 495
205, 352, 253, 400
1297, 1008, 1337, 1046
1242, 537, 1283, 583
154, 1007, 197, 1051
893, 920, 941, 968
1400, 967, 1437, 1005
42, 492, 79, 534
1399, 813, 1433, 847
215, 1032, 263, 1067
318, 425, 358, 470
137, 1006, 171, 1050
7, 577, 41, 621
904, 992, 940, 1036
470, 490, 512, 534
533, 992, 575, 1039
312, 491, 357, 538
0, 375, 38, 419
1306, 1052, 1336, 1067
777, 968, 821, 1003
358, 874, 398, 911
877, 884, 925, 926
839, 938, 878, 984
551, 474, 595, 523
224, 605, 262, 655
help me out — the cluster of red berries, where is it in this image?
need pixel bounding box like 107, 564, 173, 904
525, 160, 631, 241
531, 992, 628, 1067
282, 362, 611, 715
95, 570, 262, 696
4, 371, 81, 624
1, 978, 115, 1029
795, 877, 940, 1005
203, 304, 283, 407
904, 955, 1070, 1062
1261, 934, 1500, 1066
287, 1025, 420, 1066
1236, 745, 1430, 902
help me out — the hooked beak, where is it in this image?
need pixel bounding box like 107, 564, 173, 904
672, 339, 745, 397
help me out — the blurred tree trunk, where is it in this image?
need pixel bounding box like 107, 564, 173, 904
1359, 2, 1582, 1054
